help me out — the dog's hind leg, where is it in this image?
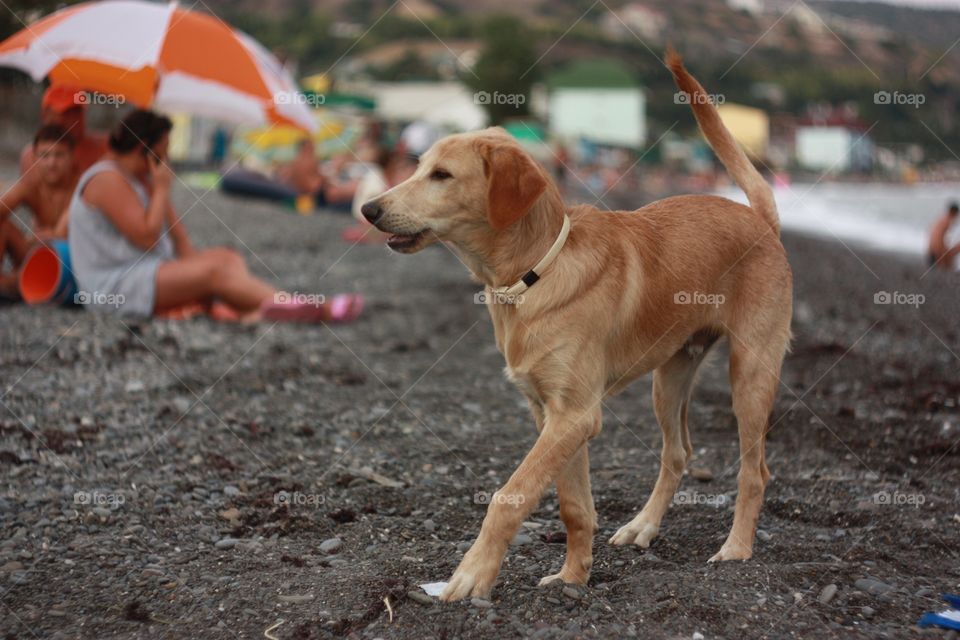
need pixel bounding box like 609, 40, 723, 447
610, 345, 708, 548
708, 326, 787, 562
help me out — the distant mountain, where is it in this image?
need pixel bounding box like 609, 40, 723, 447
810, 0, 960, 48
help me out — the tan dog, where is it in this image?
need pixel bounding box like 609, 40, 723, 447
361, 51, 792, 601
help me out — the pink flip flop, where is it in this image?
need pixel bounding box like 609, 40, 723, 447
328, 293, 364, 322
260, 293, 364, 324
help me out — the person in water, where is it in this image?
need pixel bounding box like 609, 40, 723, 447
68, 109, 363, 321
928, 202, 959, 270
0, 124, 79, 297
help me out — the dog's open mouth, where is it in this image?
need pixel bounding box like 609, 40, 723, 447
386, 230, 426, 251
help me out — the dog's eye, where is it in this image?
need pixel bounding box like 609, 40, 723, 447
429, 168, 452, 181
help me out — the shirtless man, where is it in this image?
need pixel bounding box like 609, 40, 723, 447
0, 125, 78, 297
20, 85, 107, 178
928, 202, 959, 270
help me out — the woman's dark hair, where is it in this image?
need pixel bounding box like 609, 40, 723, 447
108, 110, 172, 155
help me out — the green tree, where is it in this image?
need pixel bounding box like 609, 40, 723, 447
465, 16, 539, 125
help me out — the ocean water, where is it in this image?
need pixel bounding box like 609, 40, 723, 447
715, 182, 960, 260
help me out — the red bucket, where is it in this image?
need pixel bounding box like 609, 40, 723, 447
18, 239, 77, 305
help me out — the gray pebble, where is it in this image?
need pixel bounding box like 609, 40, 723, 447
223, 486, 240, 497
214, 538, 239, 550
407, 590, 433, 605
819, 584, 838, 604
562, 586, 581, 600
319, 538, 342, 554
511, 533, 533, 546
855, 578, 893, 596
471, 597, 492, 608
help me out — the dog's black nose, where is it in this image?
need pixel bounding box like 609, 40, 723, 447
361, 200, 383, 224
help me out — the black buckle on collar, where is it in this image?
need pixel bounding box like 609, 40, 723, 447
521, 270, 540, 287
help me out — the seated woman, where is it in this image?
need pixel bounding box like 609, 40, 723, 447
68, 110, 362, 321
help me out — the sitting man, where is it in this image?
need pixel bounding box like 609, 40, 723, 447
20, 85, 107, 178
0, 124, 79, 297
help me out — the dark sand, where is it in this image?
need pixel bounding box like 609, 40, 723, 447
0, 183, 958, 639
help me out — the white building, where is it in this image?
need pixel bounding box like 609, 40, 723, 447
340, 80, 487, 131
796, 125, 873, 172
546, 60, 646, 148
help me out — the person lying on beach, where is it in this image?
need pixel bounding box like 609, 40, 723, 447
68, 109, 363, 322
0, 125, 79, 298
928, 202, 959, 270
20, 85, 107, 178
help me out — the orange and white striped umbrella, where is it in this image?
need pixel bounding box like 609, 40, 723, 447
0, 0, 316, 131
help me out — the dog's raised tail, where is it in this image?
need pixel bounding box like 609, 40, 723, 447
666, 48, 779, 235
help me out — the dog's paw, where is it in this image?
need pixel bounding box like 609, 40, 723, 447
707, 541, 752, 562
608, 520, 659, 548
538, 567, 589, 587
439, 552, 499, 602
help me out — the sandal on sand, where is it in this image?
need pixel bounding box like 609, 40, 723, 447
261, 293, 364, 324
328, 293, 364, 322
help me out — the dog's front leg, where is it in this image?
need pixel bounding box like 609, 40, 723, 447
441, 401, 600, 601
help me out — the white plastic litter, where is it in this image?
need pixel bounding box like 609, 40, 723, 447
420, 582, 447, 597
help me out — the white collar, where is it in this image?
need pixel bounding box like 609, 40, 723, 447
487, 215, 571, 302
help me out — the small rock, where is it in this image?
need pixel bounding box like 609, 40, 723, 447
510, 533, 533, 546
407, 591, 433, 605
214, 538, 239, 550
219, 508, 241, 523
756, 530, 772, 542
855, 578, 893, 596
819, 584, 838, 605
319, 538, 342, 554
223, 486, 240, 497
689, 467, 713, 482
471, 597, 492, 608
278, 594, 313, 604
125, 380, 145, 393
861, 606, 875, 618
561, 586, 581, 600
423, 519, 436, 532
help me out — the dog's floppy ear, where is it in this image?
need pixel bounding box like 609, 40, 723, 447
480, 140, 548, 231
